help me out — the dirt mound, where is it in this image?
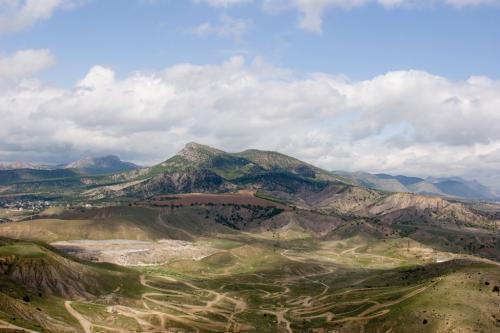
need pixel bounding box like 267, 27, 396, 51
0, 242, 104, 299
200, 251, 236, 266
259, 210, 344, 236
9, 255, 101, 299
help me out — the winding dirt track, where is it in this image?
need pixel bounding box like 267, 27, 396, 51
64, 301, 92, 333
277, 247, 436, 330
59, 243, 436, 333
65, 300, 139, 333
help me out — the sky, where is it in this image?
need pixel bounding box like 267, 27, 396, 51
0, 0, 500, 189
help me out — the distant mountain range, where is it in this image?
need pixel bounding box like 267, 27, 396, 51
0, 155, 140, 175
0, 144, 498, 202
61, 155, 140, 175
0, 162, 54, 171
334, 171, 499, 201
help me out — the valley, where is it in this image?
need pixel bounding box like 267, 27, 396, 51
3, 0, 500, 331
0, 143, 498, 332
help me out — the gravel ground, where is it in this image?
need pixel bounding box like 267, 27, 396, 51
51, 239, 221, 266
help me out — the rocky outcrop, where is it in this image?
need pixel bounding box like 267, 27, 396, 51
127, 168, 235, 197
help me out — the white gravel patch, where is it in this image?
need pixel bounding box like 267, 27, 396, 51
52, 239, 220, 266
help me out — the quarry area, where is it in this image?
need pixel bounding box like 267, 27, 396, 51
51, 239, 220, 266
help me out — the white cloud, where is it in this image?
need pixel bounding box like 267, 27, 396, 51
191, 15, 253, 41
1, 56, 500, 189
77, 65, 116, 89
0, 0, 85, 34
0, 49, 54, 83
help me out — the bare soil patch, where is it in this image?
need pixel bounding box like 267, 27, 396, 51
52, 239, 221, 266
143, 191, 290, 210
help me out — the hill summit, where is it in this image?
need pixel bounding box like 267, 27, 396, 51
178, 142, 226, 164
114, 142, 345, 197
150, 142, 341, 181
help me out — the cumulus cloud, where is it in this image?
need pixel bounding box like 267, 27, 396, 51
191, 15, 253, 41
0, 0, 85, 34
1, 56, 500, 188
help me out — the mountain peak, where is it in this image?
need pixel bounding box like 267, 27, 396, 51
178, 142, 226, 163
182, 142, 223, 152
184, 142, 208, 150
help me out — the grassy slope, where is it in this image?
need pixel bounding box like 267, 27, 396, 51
0, 169, 79, 185
0, 205, 237, 243
0, 202, 498, 332
141, 233, 500, 333
0, 203, 290, 243
0, 239, 142, 332
366, 262, 500, 333
0, 230, 497, 332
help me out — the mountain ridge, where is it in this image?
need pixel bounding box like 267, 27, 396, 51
335, 170, 499, 201
62, 154, 140, 175
0, 162, 54, 171
0, 155, 140, 176
116, 142, 345, 197
1, 143, 498, 202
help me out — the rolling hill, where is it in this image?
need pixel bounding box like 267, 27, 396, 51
0, 195, 498, 332
0, 169, 79, 186
0, 156, 140, 195
0, 143, 499, 332
336, 171, 500, 201
0, 238, 141, 332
